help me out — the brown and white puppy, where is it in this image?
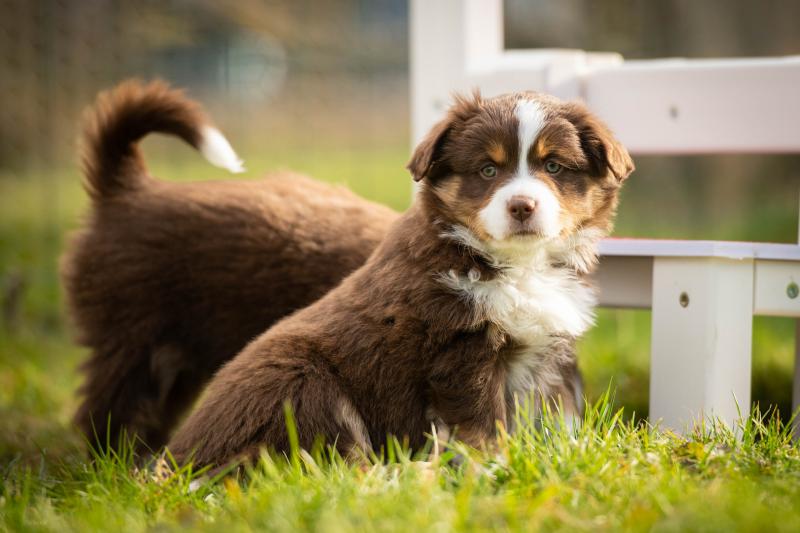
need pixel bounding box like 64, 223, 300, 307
62, 80, 399, 453
167, 91, 634, 468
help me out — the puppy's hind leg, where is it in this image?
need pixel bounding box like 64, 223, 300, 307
285, 371, 374, 463
168, 358, 374, 469
74, 345, 153, 454
138, 344, 206, 450
75, 343, 199, 456
332, 395, 373, 462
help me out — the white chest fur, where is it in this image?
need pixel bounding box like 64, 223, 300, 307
438, 243, 597, 405
441, 262, 596, 347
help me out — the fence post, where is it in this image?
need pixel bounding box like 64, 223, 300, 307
409, 0, 503, 144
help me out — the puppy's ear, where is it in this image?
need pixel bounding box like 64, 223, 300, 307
407, 92, 481, 182
406, 117, 451, 182
562, 102, 634, 184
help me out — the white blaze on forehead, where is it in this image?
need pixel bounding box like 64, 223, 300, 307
514, 99, 547, 175
477, 98, 561, 243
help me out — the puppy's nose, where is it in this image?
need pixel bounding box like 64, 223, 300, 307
507, 196, 536, 222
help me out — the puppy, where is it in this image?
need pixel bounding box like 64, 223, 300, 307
167, 91, 634, 467
62, 80, 399, 452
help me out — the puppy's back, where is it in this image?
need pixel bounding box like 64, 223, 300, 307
64, 172, 396, 361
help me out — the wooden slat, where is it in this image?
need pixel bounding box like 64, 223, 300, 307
584, 57, 800, 154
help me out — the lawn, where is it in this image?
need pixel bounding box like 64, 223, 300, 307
1, 141, 799, 531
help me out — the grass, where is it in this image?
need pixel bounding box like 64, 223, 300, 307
1, 140, 800, 530
3, 397, 799, 531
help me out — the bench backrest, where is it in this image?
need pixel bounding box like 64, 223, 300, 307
410, 0, 800, 156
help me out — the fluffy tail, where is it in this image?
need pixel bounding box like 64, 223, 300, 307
80, 79, 244, 198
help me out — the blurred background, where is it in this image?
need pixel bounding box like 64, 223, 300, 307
1, 0, 799, 462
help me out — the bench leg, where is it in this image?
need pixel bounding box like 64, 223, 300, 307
794, 321, 800, 436
649, 257, 754, 432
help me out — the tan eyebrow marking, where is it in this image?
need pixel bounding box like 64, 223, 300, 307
533, 137, 551, 160
487, 142, 507, 165
534, 133, 587, 169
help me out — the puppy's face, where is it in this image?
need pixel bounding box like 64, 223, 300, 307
408, 92, 634, 252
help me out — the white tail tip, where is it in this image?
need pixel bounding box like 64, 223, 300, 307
199, 126, 245, 173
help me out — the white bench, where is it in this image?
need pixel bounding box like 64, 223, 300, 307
410, 0, 800, 431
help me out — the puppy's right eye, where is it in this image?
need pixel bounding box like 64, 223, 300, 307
480, 164, 497, 179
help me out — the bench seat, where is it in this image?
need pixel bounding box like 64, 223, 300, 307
596, 239, 800, 317
600, 238, 800, 260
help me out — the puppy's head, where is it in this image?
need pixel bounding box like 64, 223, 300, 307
408, 91, 633, 257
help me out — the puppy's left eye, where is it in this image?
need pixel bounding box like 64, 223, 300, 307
545, 161, 562, 174
480, 164, 498, 179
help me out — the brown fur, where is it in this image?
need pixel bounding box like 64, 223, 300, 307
63, 81, 399, 452
167, 91, 633, 468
